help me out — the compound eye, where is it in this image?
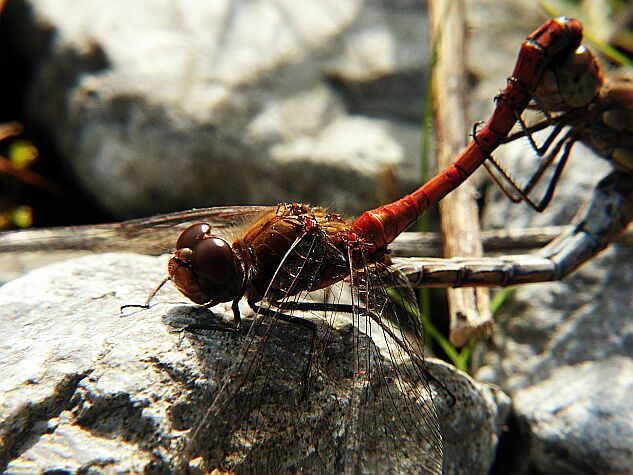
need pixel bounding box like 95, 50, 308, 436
191, 236, 239, 283
557, 45, 601, 108
171, 223, 243, 304
565, 46, 595, 76
176, 223, 212, 250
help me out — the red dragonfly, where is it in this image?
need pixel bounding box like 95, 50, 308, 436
461, 17, 633, 283
0, 18, 584, 474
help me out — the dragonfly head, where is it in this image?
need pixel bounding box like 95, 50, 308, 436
168, 223, 244, 305
537, 44, 602, 111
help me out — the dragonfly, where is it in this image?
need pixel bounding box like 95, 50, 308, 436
464, 17, 633, 282
162, 21, 587, 471
483, 19, 633, 213
4, 187, 632, 292
0, 17, 583, 474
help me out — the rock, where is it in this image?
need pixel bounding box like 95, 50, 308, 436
436, 362, 511, 475
475, 142, 633, 474
513, 358, 633, 475
0, 253, 509, 474
3, 0, 429, 218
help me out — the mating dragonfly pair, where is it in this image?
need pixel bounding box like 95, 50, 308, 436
1, 16, 631, 474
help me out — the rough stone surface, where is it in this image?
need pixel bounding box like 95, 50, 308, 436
466, 0, 542, 121
0, 253, 510, 474
475, 140, 633, 475
3, 0, 429, 218
512, 358, 633, 475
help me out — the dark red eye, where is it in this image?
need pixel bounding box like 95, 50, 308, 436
176, 223, 212, 250
191, 236, 239, 283
170, 223, 244, 304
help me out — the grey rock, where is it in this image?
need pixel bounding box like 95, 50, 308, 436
513, 357, 633, 475
5, 0, 430, 218
437, 363, 511, 475
467, 0, 542, 121
0, 253, 509, 474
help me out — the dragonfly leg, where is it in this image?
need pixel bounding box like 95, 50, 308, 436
482, 118, 568, 207
169, 298, 244, 334
483, 126, 576, 212
524, 137, 576, 211
247, 299, 318, 330
471, 122, 527, 203
496, 79, 555, 154
120, 276, 172, 316
272, 301, 355, 314
483, 159, 524, 203
121, 279, 244, 333
532, 122, 566, 157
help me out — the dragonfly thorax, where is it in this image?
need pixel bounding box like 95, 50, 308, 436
168, 223, 244, 305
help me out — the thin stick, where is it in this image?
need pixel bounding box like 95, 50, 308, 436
429, 0, 492, 346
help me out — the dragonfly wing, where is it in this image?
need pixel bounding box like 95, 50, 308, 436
0, 206, 269, 254
176, 218, 443, 473
343, 249, 444, 474
0, 206, 272, 281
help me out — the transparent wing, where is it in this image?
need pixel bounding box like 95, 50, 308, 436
180, 227, 351, 473
344, 247, 444, 474
0, 206, 271, 281
0, 206, 269, 254
180, 223, 444, 474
